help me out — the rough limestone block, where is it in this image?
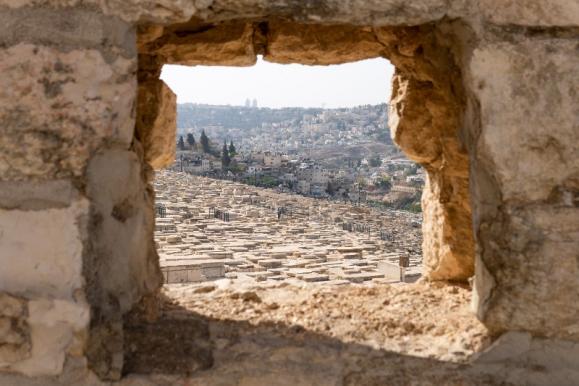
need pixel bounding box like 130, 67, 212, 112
472, 331, 532, 364
480, 0, 579, 27
0, 0, 195, 24
264, 22, 385, 65
0, 7, 136, 54
0, 180, 78, 210
189, 0, 451, 26
420, 172, 473, 280
468, 39, 579, 339
85, 148, 161, 313
85, 148, 161, 380
474, 332, 579, 380
0, 44, 136, 180
136, 80, 177, 169
154, 22, 256, 66
9, 299, 90, 377
388, 64, 474, 281
0, 293, 30, 366
0, 200, 88, 300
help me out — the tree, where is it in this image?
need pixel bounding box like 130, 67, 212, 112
228, 140, 237, 157
200, 130, 210, 153
221, 141, 231, 169
177, 135, 185, 151
186, 133, 195, 149
356, 176, 368, 189
326, 180, 337, 195
375, 176, 392, 192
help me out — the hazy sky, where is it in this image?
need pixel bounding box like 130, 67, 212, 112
161, 57, 394, 108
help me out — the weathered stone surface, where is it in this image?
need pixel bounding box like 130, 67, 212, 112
10, 299, 90, 376
86, 148, 161, 314
384, 26, 474, 281
124, 307, 213, 375
1, 0, 460, 26
467, 38, 579, 339
0, 293, 90, 378
84, 148, 161, 380
468, 40, 579, 204
474, 330, 579, 378
189, 0, 451, 26
265, 22, 385, 65
137, 25, 164, 51
0, 7, 135, 57
152, 22, 256, 66
0, 200, 88, 300
136, 80, 177, 169
0, 293, 30, 366
2, 0, 579, 383
472, 331, 532, 364
480, 0, 579, 27
0, 44, 136, 180
0, 180, 78, 210
0, 0, 195, 24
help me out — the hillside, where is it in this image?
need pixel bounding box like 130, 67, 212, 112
176, 103, 397, 159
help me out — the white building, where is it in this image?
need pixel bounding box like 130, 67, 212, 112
281, 173, 297, 183
312, 166, 330, 184
297, 180, 310, 194
247, 164, 263, 174
263, 151, 282, 168
201, 159, 211, 172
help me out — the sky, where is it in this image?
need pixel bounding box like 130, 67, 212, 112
160, 57, 394, 108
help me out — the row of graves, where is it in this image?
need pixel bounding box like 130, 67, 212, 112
153, 170, 423, 286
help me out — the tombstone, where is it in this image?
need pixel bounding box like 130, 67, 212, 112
155, 204, 167, 218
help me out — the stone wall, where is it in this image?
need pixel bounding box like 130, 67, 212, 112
464, 24, 579, 339
0, 0, 578, 383
0, 4, 161, 381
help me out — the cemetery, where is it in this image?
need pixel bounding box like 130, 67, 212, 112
154, 170, 423, 286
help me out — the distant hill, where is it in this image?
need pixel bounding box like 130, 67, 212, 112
177, 104, 329, 130
175, 103, 397, 159
177, 103, 388, 131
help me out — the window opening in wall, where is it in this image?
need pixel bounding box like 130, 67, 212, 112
125, 28, 487, 377
154, 57, 425, 288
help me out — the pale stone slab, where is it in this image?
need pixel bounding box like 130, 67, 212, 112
480, 0, 579, 27
9, 299, 90, 376
0, 200, 88, 299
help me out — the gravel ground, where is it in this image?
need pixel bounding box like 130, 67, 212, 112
163, 279, 490, 362
123, 280, 499, 385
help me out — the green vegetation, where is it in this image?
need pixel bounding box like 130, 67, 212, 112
200, 130, 210, 153
374, 176, 392, 192
186, 133, 195, 148
367, 191, 422, 213
243, 175, 280, 188
221, 141, 231, 169
228, 141, 237, 157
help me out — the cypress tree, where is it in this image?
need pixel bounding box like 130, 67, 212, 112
200, 130, 210, 153
228, 140, 237, 157
186, 133, 195, 149
221, 141, 231, 169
